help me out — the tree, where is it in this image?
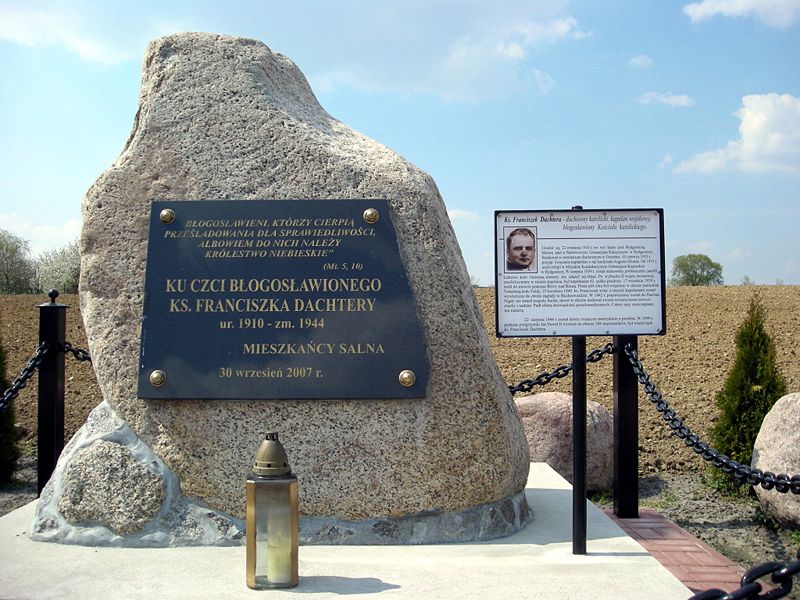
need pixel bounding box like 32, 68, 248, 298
669, 253, 723, 286
0, 229, 36, 293
710, 293, 787, 472
33, 239, 80, 294
741, 275, 754, 286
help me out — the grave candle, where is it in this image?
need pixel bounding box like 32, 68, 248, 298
246, 432, 299, 589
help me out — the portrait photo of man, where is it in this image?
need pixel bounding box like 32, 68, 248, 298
505, 227, 537, 272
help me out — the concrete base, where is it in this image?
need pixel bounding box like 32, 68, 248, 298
0, 464, 691, 599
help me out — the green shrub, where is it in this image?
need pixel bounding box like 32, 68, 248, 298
0, 332, 21, 483
709, 293, 787, 487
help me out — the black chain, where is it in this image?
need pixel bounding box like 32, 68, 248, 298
507, 342, 800, 598
0, 341, 50, 412
507, 343, 616, 396
689, 547, 800, 600
623, 343, 800, 495
63, 342, 92, 362
626, 343, 800, 598
1, 340, 91, 412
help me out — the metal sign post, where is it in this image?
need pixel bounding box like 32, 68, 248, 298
572, 335, 587, 555
613, 334, 639, 518
38, 290, 66, 495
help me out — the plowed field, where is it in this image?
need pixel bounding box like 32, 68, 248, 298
1, 285, 799, 475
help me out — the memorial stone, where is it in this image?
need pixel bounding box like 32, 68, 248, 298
752, 393, 800, 527
516, 392, 613, 491
31, 32, 531, 546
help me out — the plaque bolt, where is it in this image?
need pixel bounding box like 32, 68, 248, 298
160, 208, 176, 224
398, 370, 416, 387
362, 208, 379, 224
149, 370, 167, 387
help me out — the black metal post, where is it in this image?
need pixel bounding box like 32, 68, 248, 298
572, 335, 587, 555
613, 335, 639, 518
37, 290, 67, 495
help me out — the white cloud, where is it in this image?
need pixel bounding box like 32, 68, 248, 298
310, 7, 589, 101
532, 69, 556, 95
676, 93, 800, 173
448, 209, 482, 222
418, 14, 587, 100
0, 7, 135, 63
675, 149, 729, 173
495, 41, 526, 59
659, 153, 674, 169
0, 2, 585, 101
516, 16, 591, 44
0, 213, 81, 255
629, 54, 654, 69
638, 92, 695, 107
683, 0, 800, 28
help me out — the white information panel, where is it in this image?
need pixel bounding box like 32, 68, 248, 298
495, 208, 666, 337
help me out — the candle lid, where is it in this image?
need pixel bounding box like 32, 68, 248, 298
253, 432, 292, 476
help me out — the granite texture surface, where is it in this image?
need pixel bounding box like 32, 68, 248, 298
32, 402, 245, 546
753, 393, 800, 527
516, 391, 613, 491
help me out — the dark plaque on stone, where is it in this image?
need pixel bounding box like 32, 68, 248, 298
138, 199, 429, 399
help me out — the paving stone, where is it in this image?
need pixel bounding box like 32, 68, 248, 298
606, 509, 744, 593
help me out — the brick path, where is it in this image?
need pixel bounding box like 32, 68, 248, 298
606, 509, 745, 595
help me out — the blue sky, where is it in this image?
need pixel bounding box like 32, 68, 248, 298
1, 0, 798, 285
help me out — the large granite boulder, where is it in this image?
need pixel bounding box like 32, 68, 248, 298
32, 401, 244, 546
32, 32, 531, 546
515, 391, 613, 491
752, 392, 800, 527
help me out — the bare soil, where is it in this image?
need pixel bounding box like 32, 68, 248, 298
1, 287, 799, 583
1, 294, 102, 442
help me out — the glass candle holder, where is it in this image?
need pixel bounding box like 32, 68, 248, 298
246, 432, 299, 589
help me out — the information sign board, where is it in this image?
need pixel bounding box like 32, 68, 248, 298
138, 199, 429, 399
495, 208, 666, 337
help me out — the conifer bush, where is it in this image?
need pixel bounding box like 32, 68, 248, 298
710, 293, 787, 473
0, 333, 21, 483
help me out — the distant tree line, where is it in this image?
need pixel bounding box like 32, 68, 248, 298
0, 229, 80, 294
669, 253, 723, 286
670, 253, 788, 287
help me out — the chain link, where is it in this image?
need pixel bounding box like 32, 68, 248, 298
507, 342, 616, 396
623, 343, 800, 495
5, 336, 798, 596
688, 548, 800, 600
510, 342, 800, 598
63, 342, 92, 362
624, 342, 800, 599
1, 340, 91, 412
0, 341, 50, 412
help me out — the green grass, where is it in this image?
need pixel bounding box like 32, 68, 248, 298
18, 439, 36, 457
587, 489, 612, 507
641, 486, 679, 511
